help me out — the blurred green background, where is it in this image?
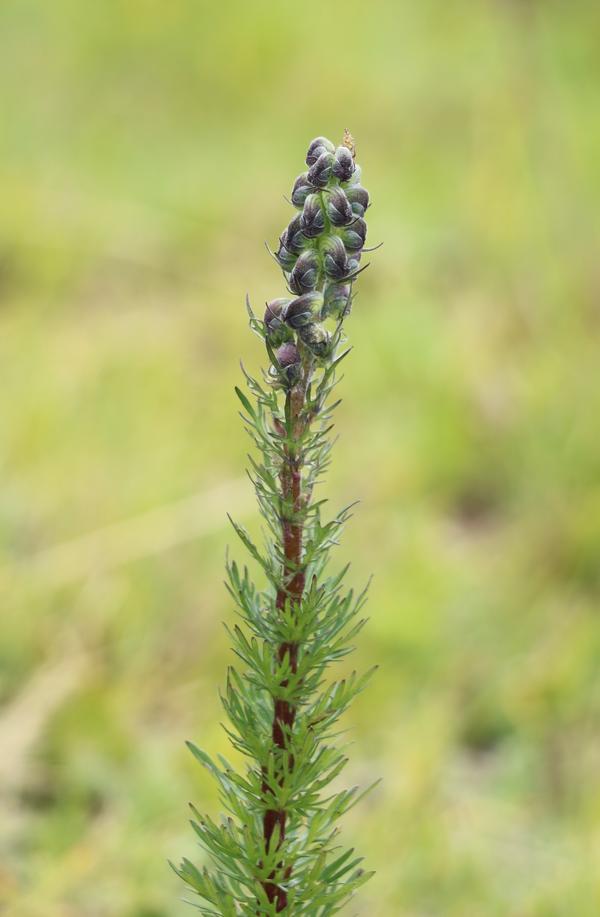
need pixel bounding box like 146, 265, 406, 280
2, 1, 600, 914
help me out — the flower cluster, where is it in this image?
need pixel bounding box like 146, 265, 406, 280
264, 133, 370, 380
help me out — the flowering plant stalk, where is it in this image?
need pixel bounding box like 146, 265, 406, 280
174, 132, 378, 915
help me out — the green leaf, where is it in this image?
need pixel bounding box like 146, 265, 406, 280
234, 385, 256, 420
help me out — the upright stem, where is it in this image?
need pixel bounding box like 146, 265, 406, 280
262, 378, 310, 911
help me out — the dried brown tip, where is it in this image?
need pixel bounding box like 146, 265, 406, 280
343, 128, 356, 159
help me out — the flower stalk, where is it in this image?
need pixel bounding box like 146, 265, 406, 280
174, 132, 378, 915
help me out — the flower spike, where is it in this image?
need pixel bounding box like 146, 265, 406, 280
176, 133, 378, 916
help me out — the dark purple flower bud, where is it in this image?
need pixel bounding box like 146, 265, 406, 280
283, 292, 324, 329
263, 298, 294, 345
341, 217, 367, 252
275, 233, 297, 271
275, 342, 302, 385
346, 185, 369, 217
307, 151, 334, 189
289, 250, 319, 295
264, 297, 290, 330
322, 235, 349, 281
277, 341, 299, 366
285, 214, 306, 254
305, 136, 335, 167
291, 172, 313, 208
326, 187, 353, 227
323, 283, 351, 320
301, 194, 326, 238
332, 146, 355, 182
343, 163, 362, 186
298, 321, 331, 358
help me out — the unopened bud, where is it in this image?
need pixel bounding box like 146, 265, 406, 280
346, 185, 369, 217
341, 217, 367, 252
322, 235, 349, 280
305, 136, 335, 167
291, 172, 313, 208
275, 234, 297, 271
345, 163, 362, 186
307, 151, 334, 189
285, 214, 306, 254
283, 292, 324, 329
298, 321, 331, 358
346, 257, 361, 278
264, 299, 293, 346
289, 250, 319, 295
301, 194, 326, 238
275, 342, 302, 385
326, 187, 353, 227
323, 283, 351, 320
332, 146, 355, 182
264, 298, 290, 330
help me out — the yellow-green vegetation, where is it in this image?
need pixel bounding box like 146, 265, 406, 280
1, 1, 599, 914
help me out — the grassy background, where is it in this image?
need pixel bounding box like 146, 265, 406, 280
2, 1, 600, 914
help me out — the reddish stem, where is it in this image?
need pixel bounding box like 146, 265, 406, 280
261, 384, 307, 911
